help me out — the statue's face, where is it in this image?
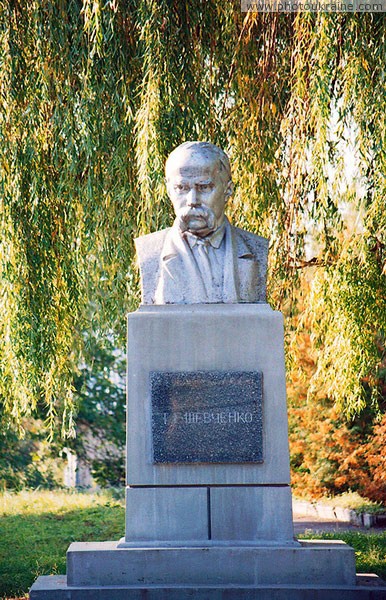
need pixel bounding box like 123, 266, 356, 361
166, 152, 232, 238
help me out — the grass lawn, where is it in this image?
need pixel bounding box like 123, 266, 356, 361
0, 489, 385, 599
0, 489, 125, 600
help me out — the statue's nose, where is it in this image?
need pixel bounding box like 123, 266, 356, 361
186, 188, 200, 207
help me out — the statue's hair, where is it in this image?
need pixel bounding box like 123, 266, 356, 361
165, 141, 232, 181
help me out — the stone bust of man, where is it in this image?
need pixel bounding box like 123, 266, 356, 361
135, 141, 268, 304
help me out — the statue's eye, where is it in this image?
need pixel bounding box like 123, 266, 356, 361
197, 184, 212, 192
174, 184, 187, 192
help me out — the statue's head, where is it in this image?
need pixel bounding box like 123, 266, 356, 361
165, 141, 234, 238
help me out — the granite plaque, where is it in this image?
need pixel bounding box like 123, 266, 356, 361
151, 371, 263, 464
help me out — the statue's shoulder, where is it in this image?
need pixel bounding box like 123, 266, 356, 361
232, 225, 269, 259
134, 228, 171, 304
134, 228, 171, 260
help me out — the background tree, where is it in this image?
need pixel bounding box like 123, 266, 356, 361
0, 2, 385, 498
71, 331, 126, 487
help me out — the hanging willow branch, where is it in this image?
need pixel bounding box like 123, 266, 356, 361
0, 2, 385, 436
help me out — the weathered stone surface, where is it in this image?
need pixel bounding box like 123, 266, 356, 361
151, 370, 263, 464
123, 485, 295, 545
210, 486, 295, 543
123, 486, 208, 543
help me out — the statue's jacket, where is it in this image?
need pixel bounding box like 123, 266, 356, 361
135, 219, 268, 305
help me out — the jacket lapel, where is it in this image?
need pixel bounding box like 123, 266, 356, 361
155, 225, 207, 303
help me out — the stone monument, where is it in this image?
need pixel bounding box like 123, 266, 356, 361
135, 142, 268, 304
30, 142, 386, 599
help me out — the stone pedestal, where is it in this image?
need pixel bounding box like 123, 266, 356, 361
124, 304, 295, 547
30, 304, 386, 599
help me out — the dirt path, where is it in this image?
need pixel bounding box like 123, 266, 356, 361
293, 512, 386, 535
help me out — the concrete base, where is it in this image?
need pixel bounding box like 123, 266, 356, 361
60, 540, 356, 587
30, 574, 386, 600
31, 305, 386, 599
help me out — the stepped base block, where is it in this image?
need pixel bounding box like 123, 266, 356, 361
65, 540, 356, 587
30, 574, 386, 600
27, 540, 368, 600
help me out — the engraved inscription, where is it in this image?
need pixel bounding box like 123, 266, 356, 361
151, 371, 263, 464
162, 411, 254, 425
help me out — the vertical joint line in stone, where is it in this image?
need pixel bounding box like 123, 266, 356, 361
207, 487, 212, 540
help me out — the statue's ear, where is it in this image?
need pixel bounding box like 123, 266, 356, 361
224, 181, 234, 201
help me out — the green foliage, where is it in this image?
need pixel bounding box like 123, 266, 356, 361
71, 333, 126, 487
0, 415, 64, 491
308, 247, 386, 416
0, 6, 385, 434
75, 335, 125, 443
91, 456, 125, 488
0, 0, 139, 435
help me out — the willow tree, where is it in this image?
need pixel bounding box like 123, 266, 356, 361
0, 2, 385, 436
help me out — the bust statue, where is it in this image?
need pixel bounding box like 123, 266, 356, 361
135, 141, 268, 304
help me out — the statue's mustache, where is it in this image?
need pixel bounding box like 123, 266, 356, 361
177, 206, 216, 231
